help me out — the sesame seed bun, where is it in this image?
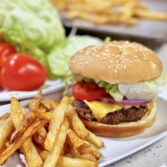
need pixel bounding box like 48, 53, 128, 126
82, 100, 156, 137
69, 41, 162, 83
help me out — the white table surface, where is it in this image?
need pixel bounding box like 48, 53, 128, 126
110, 137, 167, 167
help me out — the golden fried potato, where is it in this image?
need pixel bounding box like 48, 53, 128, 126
44, 96, 70, 151
22, 139, 43, 167
11, 97, 24, 129
0, 120, 46, 165
58, 156, 98, 167
43, 121, 68, 167
0, 115, 14, 150
68, 106, 104, 147
70, 146, 96, 161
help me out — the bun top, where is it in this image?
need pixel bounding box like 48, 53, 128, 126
69, 41, 162, 83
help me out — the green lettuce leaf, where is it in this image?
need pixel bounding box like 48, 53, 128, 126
98, 81, 123, 102
0, 0, 65, 67
96, 73, 167, 101
48, 35, 101, 79
119, 73, 167, 100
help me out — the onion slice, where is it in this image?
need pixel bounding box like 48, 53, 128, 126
99, 97, 151, 105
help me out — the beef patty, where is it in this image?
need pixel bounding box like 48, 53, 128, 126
72, 100, 147, 124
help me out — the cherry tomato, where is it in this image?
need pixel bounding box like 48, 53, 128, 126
72, 82, 106, 100
0, 43, 16, 68
0, 53, 48, 91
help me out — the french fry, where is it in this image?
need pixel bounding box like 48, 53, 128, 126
67, 10, 137, 25
29, 91, 51, 120
123, 0, 136, 19
0, 116, 14, 150
11, 99, 43, 167
78, 142, 102, 160
134, 2, 147, 10
84, 0, 113, 12
69, 107, 89, 139
68, 108, 102, 159
67, 2, 112, 13
37, 126, 47, 139
67, 10, 109, 24
43, 121, 68, 167
70, 146, 96, 161
41, 99, 58, 110
135, 9, 167, 20
69, 106, 104, 147
86, 131, 104, 148
0, 120, 46, 165
111, 0, 133, 5
10, 112, 35, 142
0, 113, 10, 121
67, 128, 85, 148
22, 138, 43, 167
58, 156, 98, 167
29, 91, 42, 111
32, 109, 51, 120
11, 97, 24, 129
44, 96, 70, 151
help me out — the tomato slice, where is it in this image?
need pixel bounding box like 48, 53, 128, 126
0, 43, 16, 68
72, 82, 106, 100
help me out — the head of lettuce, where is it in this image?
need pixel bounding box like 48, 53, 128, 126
0, 0, 101, 79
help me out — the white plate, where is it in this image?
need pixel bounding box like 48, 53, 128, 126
0, 80, 65, 102
1, 96, 167, 167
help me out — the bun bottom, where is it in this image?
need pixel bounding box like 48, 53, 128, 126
82, 101, 156, 137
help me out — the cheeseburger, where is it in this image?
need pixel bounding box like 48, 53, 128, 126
69, 41, 166, 137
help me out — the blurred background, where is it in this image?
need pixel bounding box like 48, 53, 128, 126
52, 0, 167, 71
52, 0, 167, 49
52, 0, 167, 68
0, 0, 167, 99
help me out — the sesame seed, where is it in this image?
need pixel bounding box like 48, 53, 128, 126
151, 62, 157, 69
123, 66, 127, 69
143, 56, 147, 60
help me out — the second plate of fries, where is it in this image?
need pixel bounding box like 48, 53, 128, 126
0, 91, 167, 167
52, 0, 167, 42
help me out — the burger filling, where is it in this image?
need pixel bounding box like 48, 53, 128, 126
74, 73, 167, 102
72, 100, 148, 124
72, 73, 167, 125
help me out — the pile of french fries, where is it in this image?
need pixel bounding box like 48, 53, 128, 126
0, 91, 104, 167
52, 0, 167, 25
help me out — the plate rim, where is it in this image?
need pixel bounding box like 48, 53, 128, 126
0, 80, 65, 102
99, 131, 167, 167
0, 96, 167, 167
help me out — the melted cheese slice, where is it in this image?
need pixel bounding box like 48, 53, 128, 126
84, 100, 125, 121
84, 100, 153, 122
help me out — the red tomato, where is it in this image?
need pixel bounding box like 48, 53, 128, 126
0, 43, 16, 68
72, 82, 106, 100
0, 54, 48, 91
